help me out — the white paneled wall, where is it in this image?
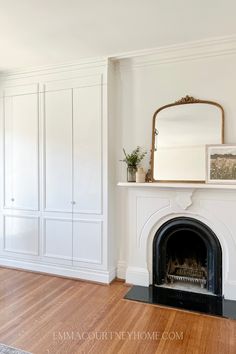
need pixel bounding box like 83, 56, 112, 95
0, 60, 116, 283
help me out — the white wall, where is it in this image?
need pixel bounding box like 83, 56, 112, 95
115, 40, 236, 277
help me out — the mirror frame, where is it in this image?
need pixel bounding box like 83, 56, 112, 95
151, 95, 225, 183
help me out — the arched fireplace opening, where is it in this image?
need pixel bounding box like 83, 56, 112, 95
153, 217, 222, 295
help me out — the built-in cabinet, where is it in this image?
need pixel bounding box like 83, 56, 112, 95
0, 60, 115, 283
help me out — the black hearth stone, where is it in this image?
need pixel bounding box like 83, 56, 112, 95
124, 285, 236, 320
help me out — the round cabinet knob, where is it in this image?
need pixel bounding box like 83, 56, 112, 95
71, 201, 76, 205
11, 198, 15, 202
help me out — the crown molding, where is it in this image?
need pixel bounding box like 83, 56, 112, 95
111, 34, 236, 69
0, 57, 108, 80
2, 34, 236, 78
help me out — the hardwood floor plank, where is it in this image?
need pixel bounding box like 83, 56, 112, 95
0, 268, 235, 354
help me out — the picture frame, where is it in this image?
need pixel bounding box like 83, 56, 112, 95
206, 144, 236, 184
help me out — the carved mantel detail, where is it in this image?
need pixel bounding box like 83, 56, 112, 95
175, 190, 194, 210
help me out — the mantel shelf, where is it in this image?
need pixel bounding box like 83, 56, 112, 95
117, 182, 236, 190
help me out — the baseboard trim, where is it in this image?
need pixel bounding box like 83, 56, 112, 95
117, 260, 127, 279
0, 257, 116, 284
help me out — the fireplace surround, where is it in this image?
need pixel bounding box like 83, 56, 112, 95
118, 182, 236, 301
153, 217, 222, 295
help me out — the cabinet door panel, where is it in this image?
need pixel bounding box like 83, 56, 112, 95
4, 215, 39, 255
4, 94, 39, 210
73, 221, 102, 264
73, 86, 102, 214
44, 89, 73, 212
43, 218, 72, 260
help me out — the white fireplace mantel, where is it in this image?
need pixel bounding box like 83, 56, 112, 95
117, 181, 236, 300
118, 182, 236, 190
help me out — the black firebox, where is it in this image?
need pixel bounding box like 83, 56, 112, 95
153, 217, 222, 295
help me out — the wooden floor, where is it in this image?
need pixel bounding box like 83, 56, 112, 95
0, 268, 235, 354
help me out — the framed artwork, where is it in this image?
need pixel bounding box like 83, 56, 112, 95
206, 144, 236, 184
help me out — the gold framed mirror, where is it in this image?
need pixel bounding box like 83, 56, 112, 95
151, 95, 224, 182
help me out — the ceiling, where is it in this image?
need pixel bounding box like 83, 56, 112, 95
1, 0, 236, 71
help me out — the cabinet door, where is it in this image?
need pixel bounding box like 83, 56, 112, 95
72, 220, 102, 265
44, 89, 73, 212
43, 218, 72, 264
73, 85, 102, 214
3, 215, 39, 256
4, 90, 39, 210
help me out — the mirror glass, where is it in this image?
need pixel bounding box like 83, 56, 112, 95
152, 98, 224, 182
